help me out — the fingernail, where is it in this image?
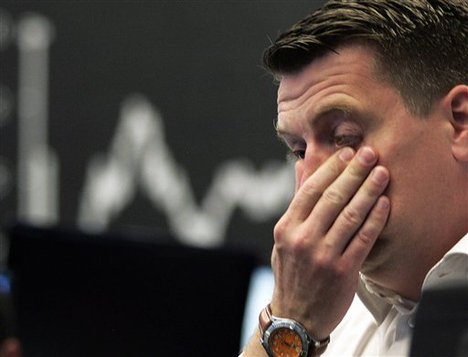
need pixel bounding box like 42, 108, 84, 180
377, 196, 390, 210
339, 147, 354, 162
358, 147, 376, 165
372, 167, 389, 185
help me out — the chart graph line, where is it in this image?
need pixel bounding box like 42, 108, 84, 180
78, 94, 295, 247
16, 12, 58, 225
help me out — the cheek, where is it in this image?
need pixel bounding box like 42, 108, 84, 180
374, 129, 444, 218
374, 142, 407, 200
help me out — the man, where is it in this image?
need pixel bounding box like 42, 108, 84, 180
242, 0, 467, 356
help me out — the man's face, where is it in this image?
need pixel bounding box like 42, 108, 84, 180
275, 45, 465, 283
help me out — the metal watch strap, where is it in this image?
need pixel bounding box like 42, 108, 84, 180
258, 304, 330, 357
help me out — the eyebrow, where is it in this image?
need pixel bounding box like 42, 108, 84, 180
275, 103, 355, 139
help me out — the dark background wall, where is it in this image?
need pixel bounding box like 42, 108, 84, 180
0, 1, 325, 264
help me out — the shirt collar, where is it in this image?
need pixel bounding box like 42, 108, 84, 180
422, 232, 468, 291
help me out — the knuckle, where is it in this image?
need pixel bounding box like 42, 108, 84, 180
273, 217, 289, 242
313, 252, 348, 279
290, 234, 309, 254
355, 229, 375, 246
323, 187, 345, 205
274, 220, 310, 254
301, 180, 323, 200
341, 206, 363, 226
347, 163, 366, 178
333, 261, 350, 278
312, 248, 336, 270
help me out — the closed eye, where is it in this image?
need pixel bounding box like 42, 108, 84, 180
287, 149, 306, 161
276, 131, 306, 162
332, 134, 362, 149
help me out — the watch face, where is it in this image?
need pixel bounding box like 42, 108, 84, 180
269, 327, 303, 357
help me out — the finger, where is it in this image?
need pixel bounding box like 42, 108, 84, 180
309, 147, 378, 233
286, 147, 355, 221
327, 165, 390, 252
343, 195, 390, 265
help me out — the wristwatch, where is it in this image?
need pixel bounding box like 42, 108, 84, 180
258, 304, 330, 357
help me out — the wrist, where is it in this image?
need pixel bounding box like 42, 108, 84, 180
258, 304, 330, 357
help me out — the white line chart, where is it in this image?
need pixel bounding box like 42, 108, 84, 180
2, 8, 296, 248
16, 12, 58, 225
78, 95, 295, 247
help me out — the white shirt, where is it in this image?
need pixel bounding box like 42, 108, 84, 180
240, 233, 468, 356
323, 233, 468, 357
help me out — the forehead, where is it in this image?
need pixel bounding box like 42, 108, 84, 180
274, 44, 411, 138
277, 45, 380, 108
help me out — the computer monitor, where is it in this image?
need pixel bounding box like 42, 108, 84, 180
410, 279, 468, 357
7, 223, 257, 357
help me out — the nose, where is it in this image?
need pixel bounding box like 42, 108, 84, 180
295, 145, 332, 190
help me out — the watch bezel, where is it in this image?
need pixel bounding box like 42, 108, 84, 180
262, 317, 311, 357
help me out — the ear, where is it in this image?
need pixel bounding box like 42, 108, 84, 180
444, 85, 468, 162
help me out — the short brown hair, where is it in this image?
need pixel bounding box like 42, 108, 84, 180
263, 0, 468, 116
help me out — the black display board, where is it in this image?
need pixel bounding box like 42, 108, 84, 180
0, 1, 324, 262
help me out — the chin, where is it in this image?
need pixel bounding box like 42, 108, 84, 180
360, 238, 389, 276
